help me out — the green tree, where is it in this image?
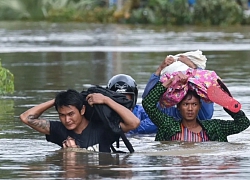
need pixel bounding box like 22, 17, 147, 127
0, 59, 14, 95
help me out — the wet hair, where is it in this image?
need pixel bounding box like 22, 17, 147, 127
177, 90, 201, 107
54, 89, 86, 113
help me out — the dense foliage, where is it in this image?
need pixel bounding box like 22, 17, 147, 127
0, 0, 249, 25
0, 60, 14, 95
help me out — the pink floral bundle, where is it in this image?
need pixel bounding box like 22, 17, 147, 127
159, 68, 221, 107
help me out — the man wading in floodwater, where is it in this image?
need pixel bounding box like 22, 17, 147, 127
20, 89, 140, 152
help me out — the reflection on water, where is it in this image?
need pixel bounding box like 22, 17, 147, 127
1, 140, 250, 179
0, 22, 250, 179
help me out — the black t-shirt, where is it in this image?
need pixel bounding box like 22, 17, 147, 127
45, 120, 120, 153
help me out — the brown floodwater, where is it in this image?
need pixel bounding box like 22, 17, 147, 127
0, 21, 250, 179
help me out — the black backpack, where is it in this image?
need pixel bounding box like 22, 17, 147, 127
81, 85, 135, 153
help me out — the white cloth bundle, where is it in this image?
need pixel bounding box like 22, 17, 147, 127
160, 50, 207, 76
160, 61, 189, 75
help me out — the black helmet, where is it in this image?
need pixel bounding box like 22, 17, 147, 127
107, 74, 138, 108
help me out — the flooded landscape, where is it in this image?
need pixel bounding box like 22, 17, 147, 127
0, 21, 250, 179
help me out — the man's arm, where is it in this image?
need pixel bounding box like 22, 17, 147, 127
128, 105, 158, 134
128, 117, 157, 134
142, 74, 160, 99
220, 109, 250, 135
142, 56, 177, 99
142, 80, 175, 128
19, 99, 54, 135
86, 93, 140, 133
